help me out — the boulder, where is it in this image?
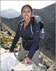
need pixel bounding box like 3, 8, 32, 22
13, 62, 39, 71
47, 64, 56, 71
13, 61, 47, 71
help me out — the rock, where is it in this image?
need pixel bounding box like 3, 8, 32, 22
0, 47, 6, 55
1, 53, 18, 71
13, 61, 39, 71
40, 52, 54, 67
13, 61, 47, 71
47, 64, 56, 71
39, 63, 47, 71
13, 61, 36, 71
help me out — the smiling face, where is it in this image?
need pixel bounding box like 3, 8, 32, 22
21, 6, 33, 22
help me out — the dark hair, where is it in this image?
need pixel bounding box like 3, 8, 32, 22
21, 4, 33, 13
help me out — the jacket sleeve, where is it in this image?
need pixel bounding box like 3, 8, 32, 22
9, 23, 20, 51
27, 22, 40, 59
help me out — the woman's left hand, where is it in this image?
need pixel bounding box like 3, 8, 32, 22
25, 57, 35, 64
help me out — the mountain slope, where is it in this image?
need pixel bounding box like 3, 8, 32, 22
1, 9, 20, 19
33, 3, 55, 61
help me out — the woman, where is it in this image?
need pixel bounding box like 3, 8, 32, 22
8, 4, 40, 66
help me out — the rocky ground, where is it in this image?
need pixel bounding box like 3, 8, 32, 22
0, 46, 56, 71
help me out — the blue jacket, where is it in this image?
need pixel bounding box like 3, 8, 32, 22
10, 19, 40, 59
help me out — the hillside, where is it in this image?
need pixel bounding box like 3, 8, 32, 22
1, 16, 22, 31
33, 3, 55, 61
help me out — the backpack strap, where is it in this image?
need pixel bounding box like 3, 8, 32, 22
30, 23, 33, 35
20, 22, 24, 31
19, 19, 24, 31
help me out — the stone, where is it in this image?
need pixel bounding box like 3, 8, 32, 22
13, 61, 47, 71
1, 53, 18, 71
13, 61, 40, 71
47, 64, 56, 71
39, 63, 47, 71
0, 47, 6, 55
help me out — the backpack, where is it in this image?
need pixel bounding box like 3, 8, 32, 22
31, 16, 45, 39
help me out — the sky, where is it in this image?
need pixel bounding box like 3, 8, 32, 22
1, 0, 55, 13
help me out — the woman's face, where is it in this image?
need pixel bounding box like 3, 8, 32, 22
21, 6, 33, 21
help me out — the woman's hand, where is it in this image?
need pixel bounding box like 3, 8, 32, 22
25, 57, 35, 64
